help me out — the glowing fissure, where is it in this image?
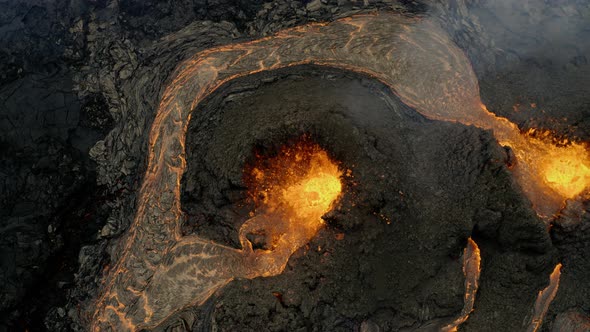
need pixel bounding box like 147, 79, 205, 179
527, 263, 562, 332
442, 238, 481, 332
241, 138, 343, 276
476, 108, 590, 218
92, 13, 588, 330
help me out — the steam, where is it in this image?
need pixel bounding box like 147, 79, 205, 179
429, 0, 590, 74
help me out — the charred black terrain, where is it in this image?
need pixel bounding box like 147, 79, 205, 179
178, 67, 555, 331
0, 1, 589, 331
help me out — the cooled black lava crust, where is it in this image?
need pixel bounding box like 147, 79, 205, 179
177, 66, 555, 332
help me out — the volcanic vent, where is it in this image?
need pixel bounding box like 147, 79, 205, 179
3, 1, 590, 332
88, 11, 588, 332
167, 67, 549, 331
241, 136, 343, 255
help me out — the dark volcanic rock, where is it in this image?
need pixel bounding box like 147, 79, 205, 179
119, 0, 266, 40
543, 208, 590, 332
0, 0, 588, 330
0, 3, 108, 326
0, 69, 111, 329
175, 66, 555, 332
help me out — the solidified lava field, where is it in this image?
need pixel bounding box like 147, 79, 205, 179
178, 66, 554, 331
1, 1, 589, 332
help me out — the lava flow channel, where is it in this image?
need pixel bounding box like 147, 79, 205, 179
527, 263, 563, 332
441, 238, 481, 332
241, 137, 343, 265
92, 139, 343, 330
92, 13, 589, 331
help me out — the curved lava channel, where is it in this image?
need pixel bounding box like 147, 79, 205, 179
441, 238, 481, 332
91, 13, 586, 331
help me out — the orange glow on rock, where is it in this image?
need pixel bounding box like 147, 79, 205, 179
442, 237, 481, 331
539, 142, 590, 199
510, 130, 590, 213
528, 263, 562, 332
543, 157, 590, 197
244, 137, 343, 253
477, 105, 590, 218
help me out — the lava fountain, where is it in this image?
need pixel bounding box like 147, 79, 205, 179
241, 137, 343, 277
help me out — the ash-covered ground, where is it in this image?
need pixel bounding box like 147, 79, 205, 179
0, 1, 589, 331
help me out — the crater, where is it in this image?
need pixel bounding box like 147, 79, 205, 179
172, 66, 554, 331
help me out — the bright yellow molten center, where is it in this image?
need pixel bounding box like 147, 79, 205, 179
542, 147, 590, 198
479, 104, 590, 217
246, 137, 343, 236
497, 124, 590, 215
284, 169, 342, 221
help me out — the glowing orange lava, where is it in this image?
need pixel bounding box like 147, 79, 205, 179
90, 12, 589, 331
544, 156, 590, 198
476, 105, 590, 218
511, 131, 590, 215
442, 237, 481, 332
528, 263, 562, 332
529, 131, 590, 199
244, 138, 343, 253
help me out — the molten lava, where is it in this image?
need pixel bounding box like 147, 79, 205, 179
544, 155, 590, 198
530, 131, 590, 199
528, 263, 562, 332
91, 12, 589, 331
244, 138, 343, 253
442, 238, 481, 332
476, 105, 590, 218
508, 129, 590, 216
